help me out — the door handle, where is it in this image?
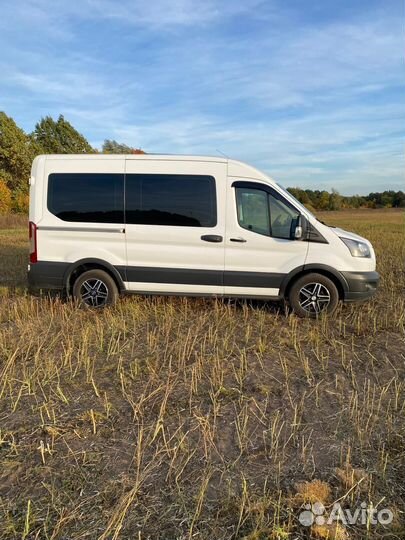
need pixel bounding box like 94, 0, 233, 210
230, 237, 247, 243
201, 234, 223, 243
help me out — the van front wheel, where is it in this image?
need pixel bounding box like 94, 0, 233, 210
288, 273, 339, 318
72, 269, 118, 308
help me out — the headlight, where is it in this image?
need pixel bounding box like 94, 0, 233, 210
340, 237, 371, 258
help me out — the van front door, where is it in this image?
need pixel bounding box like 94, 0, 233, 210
224, 179, 309, 297
124, 159, 226, 295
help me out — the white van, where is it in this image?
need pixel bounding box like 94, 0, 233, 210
28, 154, 379, 317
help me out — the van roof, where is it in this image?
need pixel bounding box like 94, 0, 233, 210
36, 153, 226, 161
32, 154, 271, 182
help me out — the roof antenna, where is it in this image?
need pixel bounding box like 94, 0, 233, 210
216, 149, 229, 159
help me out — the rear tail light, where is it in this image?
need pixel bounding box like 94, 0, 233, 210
29, 221, 37, 263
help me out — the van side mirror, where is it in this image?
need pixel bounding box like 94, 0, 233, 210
293, 215, 307, 240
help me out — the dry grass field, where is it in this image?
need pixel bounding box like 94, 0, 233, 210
0, 209, 404, 540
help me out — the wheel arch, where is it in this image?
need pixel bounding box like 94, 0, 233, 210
64, 258, 126, 294
280, 264, 348, 300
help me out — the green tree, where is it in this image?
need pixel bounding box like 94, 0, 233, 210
102, 139, 133, 154
32, 115, 94, 154
0, 112, 42, 191
329, 189, 342, 210
0, 178, 12, 214
393, 191, 405, 208
287, 187, 311, 205
381, 190, 396, 207
102, 139, 145, 154
318, 191, 330, 210
12, 188, 29, 213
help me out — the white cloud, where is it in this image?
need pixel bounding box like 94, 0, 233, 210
2, 0, 267, 30
0, 0, 403, 194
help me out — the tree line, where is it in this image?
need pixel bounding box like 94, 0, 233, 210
0, 111, 403, 214
287, 187, 405, 211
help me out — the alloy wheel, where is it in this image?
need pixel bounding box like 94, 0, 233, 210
298, 282, 331, 314
80, 279, 109, 307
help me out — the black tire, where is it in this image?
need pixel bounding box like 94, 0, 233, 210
288, 273, 339, 318
72, 269, 118, 308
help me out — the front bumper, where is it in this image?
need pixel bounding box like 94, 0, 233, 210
340, 270, 380, 302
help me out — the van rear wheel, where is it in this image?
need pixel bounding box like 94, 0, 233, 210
288, 273, 339, 318
72, 269, 118, 308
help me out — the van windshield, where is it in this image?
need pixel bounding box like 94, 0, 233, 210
276, 183, 316, 220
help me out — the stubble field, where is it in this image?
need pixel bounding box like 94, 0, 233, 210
0, 209, 404, 540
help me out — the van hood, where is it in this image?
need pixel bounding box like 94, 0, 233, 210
329, 226, 368, 243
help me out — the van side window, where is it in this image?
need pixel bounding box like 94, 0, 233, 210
235, 186, 300, 239
47, 173, 124, 223
268, 192, 300, 239
236, 188, 270, 236
126, 174, 217, 227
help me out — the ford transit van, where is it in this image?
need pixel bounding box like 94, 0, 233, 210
28, 155, 379, 317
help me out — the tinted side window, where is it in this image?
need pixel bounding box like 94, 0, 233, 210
236, 188, 270, 236
126, 174, 217, 227
48, 173, 124, 223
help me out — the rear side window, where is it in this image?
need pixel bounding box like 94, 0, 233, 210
126, 174, 217, 227
47, 173, 124, 223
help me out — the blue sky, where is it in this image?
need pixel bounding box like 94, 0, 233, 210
0, 0, 404, 194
